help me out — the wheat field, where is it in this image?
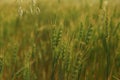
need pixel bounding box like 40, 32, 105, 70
0, 0, 120, 80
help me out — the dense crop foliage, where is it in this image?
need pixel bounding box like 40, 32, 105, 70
0, 0, 120, 80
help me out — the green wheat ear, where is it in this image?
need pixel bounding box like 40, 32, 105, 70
51, 27, 63, 49
85, 24, 93, 44
78, 22, 83, 41
71, 54, 81, 80
51, 26, 63, 80
23, 51, 32, 80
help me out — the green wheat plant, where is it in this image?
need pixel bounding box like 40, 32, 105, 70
0, 0, 120, 80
